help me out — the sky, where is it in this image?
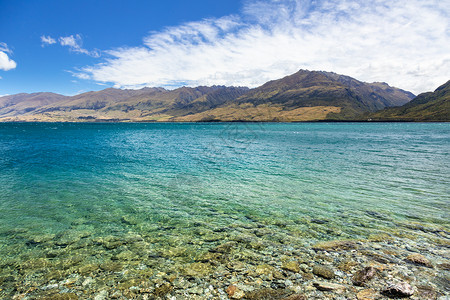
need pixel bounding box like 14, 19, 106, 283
0, 0, 449, 96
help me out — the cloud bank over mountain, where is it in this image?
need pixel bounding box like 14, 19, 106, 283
76, 0, 450, 94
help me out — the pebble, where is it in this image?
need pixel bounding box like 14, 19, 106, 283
226, 285, 237, 297
356, 288, 378, 300
382, 281, 415, 298
406, 253, 432, 267
282, 261, 300, 273
352, 266, 377, 286
313, 281, 346, 292
312, 265, 335, 279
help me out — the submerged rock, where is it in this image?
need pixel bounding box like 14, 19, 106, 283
153, 283, 172, 298
415, 285, 437, 299
226, 285, 245, 299
210, 241, 237, 253
121, 215, 139, 225
312, 265, 335, 279
352, 266, 376, 286
282, 294, 307, 300
100, 261, 123, 272
406, 253, 432, 267
78, 263, 98, 276
313, 281, 346, 292
338, 259, 358, 272
43, 293, 79, 300
437, 262, 450, 271
356, 288, 379, 300
311, 219, 329, 224
382, 282, 415, 298
183, 262, 212, 277
282, 261, 300, 273
312, 240, 357, 251
255, 264, 275, 276
245, 287, 293, 299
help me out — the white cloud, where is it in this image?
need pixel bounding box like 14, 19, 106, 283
78, 0, 450, 94
0, 42, 17, 71
41, 35, 56, 45
58, 34, 100, 57
41, 34, 100, 57
59, 35, 79, 48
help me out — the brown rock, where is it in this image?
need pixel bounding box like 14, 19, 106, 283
406, 253, 432, 267
312, 265, 335, 279
357, 289, 378, 300
313, 281, 346, 292
226, 285, 237, 297
352, 266, 377, 286
382, 282, 415, 298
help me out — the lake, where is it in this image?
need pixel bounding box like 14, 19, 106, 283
0, 122, 448, 298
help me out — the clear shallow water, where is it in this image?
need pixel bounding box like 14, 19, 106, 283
0, 122, 449, 287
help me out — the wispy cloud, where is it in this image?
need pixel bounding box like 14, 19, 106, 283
42, 34, 100, 57
0, 42, 17, 71
41, 35, 56, 46
78, 0, 449, 94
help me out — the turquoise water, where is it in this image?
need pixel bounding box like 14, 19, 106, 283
0, 122, 449, 290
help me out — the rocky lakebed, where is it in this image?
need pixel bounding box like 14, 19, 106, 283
0, 215, 449, 300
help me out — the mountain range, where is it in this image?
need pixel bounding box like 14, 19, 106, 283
0, 69, 446, 122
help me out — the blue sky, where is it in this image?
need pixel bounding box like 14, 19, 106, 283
0, 0, 449, 96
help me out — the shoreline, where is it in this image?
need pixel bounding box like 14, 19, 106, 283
0, 120, 449, 123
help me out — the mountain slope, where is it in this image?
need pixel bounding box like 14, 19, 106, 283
0, 69, 416, 122
366, 80, 450, 121
172, 70, 414, 121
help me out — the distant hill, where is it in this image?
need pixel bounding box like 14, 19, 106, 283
0, 69, 416, 122
0, 86, 249, 122
366, 80, 449, 121
0, 92, 67, 118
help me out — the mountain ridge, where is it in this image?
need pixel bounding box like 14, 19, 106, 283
0, 69, 423, 122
